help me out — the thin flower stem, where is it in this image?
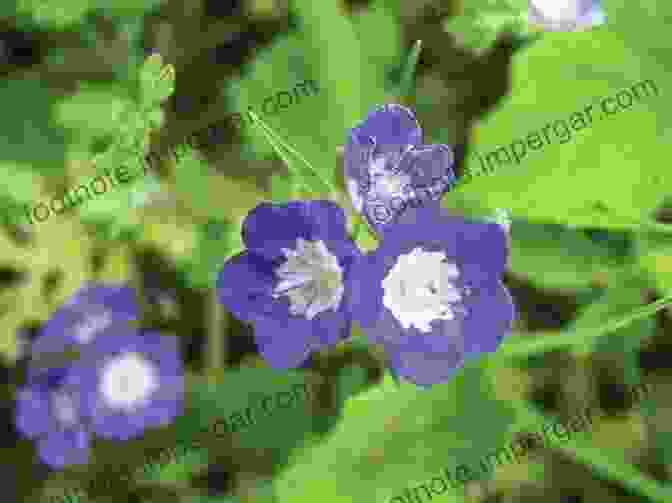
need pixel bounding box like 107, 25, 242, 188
248, 111, 337, 195
498, 291, 672, 359
205, 287, 226, 377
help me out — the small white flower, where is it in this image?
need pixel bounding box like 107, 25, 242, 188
272, 238, 345, 320
382, 247, 466, 333
99, 352, 160, 412
531, 0, 584, 22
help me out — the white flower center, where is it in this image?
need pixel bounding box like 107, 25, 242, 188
369, 155, 411, 199
99, 352, 160, 412
272, 238, 344, 320
73, 311, 112, 344
51, 391, 79, 426
382, 247, 466, 333
532, 0, 583, 21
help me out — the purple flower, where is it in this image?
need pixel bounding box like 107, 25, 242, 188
15, 283, 183, 467
27, 283, 139, 381
15, 367, 90, 468
349, 206, 515, 387
344, 104, 456, 235
216, 201, 362, 369
36, 283, 138, 347
74, 330, 183, 440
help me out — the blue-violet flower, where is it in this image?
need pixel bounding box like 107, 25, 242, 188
349, 206, 515, 387
216, 201, 362, 369
344, 104, 456, 235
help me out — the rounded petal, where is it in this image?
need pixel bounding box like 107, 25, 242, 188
133, 331, 182, 376
36, 428, 90, 468
76, 283, 139, 320
15, 387, 52, 438
399, 144, 455, 188
380, 206, 509, 282
461, 280, 515, 358
344, 105, 422, 217
38, 301, 134, 349
253, 310, 350, 369
384, 331, 465, 387
242, 201, 349, 261
216, 251, 287, 323
348, 104, 422, 155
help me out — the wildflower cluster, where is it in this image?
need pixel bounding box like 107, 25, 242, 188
14, 283, 183, 469
217, 104, 516, 388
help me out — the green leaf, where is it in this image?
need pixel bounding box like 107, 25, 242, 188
637, 228, 672, 294
448, 0, 672, 230
151, 368, 328, 484
269, 173, 297, 202
248, 111, 336, 196
230, 0, 399, 188
507, 220, 632, 291
499, 291, 672, 359
275, 359, 517, 503
182, 220, 243, 289
443, 0, 530, 53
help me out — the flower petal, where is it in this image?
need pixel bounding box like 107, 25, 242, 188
461, 280, 515, 358
347, 252, 387, 330
253, 311, 350, 369
399, 143, 455, 192
216, 251, 287, 323
380, 206, 509, 282
242, 201, 348, 262
347, 104, 422, 156
66, 283, 138, 320
15, 387, 52, 438
36, 428, 90, 468
384, 332, 465, 387
73, 332, 183, 439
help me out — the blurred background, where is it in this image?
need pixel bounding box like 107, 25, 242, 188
1, 0, 672, 502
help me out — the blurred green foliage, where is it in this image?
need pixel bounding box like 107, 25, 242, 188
2, 0, 672, 503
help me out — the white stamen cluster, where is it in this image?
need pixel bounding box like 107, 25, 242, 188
272, 238, 344, 320
382, 247, 466, 333
99, 352, 160, 412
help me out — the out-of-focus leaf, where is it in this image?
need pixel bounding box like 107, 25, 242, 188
507, 220, 632, 291
147, 368, 326, 484
275, 358, 517, 503
499, 291, 672, 359
443, 0, 531, 53
248, 110, 335, 196
139, 53, 176, 108
452, 0, 672, 230
637, 229, 672, 294
54, 84, 137, 152
181, 219, 243, 289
